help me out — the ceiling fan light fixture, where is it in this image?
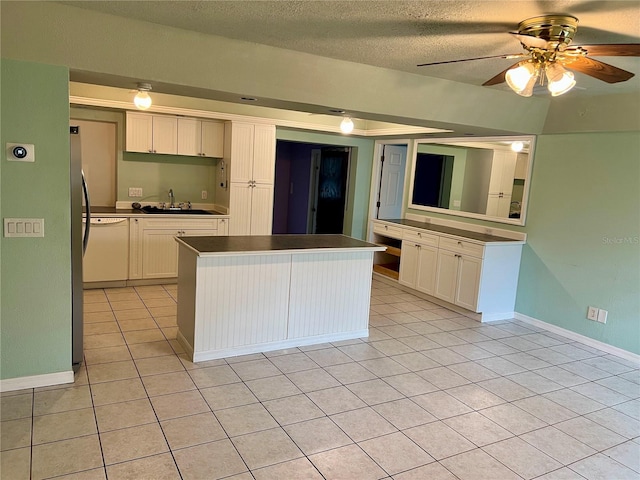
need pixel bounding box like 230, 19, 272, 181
340, 117, 354, 134
545, 63, 576, 96
134, 83, 153, 110
505, 62, 539, 97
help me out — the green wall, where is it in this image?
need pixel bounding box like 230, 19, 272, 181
1, 58, 72, 379
276, 129, 375, 240
119, 153, 218, 206
516, 132, 640, 353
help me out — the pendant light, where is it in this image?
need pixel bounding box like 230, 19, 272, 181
133, 83, 153, 110
340, 117, 354, 134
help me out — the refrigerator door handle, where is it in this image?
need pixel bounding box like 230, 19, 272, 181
82, 170, 91, 256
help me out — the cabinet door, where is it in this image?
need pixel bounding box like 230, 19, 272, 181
217, 218, 229, 236
250, 183, 274, 235
229, 123, 255, 183
434, 249, 458, 304
229, 182, 253, 235
129, 217, 143, 279
398, 241, 419, 288
201, 121, 225, 158
126, 113, 153, 153
416, 244, 438, 296
456, 255, 482, 311
252, 124, 276, 184
152, 115, 178, 154
177, 118, 201, 156
142, 228, 181, 278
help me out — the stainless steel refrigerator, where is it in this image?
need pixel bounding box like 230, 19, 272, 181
70, 126, 91, 372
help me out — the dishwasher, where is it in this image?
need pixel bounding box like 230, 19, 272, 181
82, 217, 129, 283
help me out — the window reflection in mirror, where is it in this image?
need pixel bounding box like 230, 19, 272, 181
408, 137, 535, 226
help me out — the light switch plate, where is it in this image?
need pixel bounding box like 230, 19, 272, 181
4, 218, 44, 237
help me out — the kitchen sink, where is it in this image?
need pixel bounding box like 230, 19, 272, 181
139, 206, 213, 215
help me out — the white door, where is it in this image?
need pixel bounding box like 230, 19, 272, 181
434, 249, 458, 304
378, 145, 406, 219
416, 244, 438, 296
229, 182, 253, 235
398, 241, 419, 288
456, 255, 482, 311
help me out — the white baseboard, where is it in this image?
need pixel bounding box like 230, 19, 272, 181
188, 329, 369, 363
515, 312, 640, 364
0, 370, 75, 393
480, 311, 516, 323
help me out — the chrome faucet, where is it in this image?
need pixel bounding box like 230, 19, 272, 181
168, 189, 175, 209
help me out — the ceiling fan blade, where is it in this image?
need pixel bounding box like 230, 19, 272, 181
417, 54, 524, 67
564, 56, 635, 83
567, 44, 640, 57
482, 61, 523, 86
509, 32, 550, 50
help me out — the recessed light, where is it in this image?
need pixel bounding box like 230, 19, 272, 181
240, 97, 257, 102
329, 109, 346, 114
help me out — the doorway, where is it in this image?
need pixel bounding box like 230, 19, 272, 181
273, 141, 352, 234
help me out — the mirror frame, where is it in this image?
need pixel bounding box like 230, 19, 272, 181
407, 135, 536, 226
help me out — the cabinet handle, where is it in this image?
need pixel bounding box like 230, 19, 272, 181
458, 241, 462, 246
384, 225, 388, 230
418, 232, 422, 237
134, 218, 138, 223
148, 149, 153, 153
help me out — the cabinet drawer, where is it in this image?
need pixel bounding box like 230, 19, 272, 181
439, 237, 484, 258
403, 229, 438, 247
373, 222, 403, 239
140, 218, 218, 230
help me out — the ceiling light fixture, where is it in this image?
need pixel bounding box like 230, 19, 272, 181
505, 61, 539, 97
133, 83, 152, 110
545, 62, 576, 96
340, 117, 354, 134
511, 141, 525, 152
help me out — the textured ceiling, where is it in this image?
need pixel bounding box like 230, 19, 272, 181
66, 0, 640, 96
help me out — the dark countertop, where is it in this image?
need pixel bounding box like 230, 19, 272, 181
177, 234, 385, 256
85, 206, 227, 216
377, 218, 521, 243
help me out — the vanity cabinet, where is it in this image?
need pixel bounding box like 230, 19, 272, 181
371, 219, 523, 321
126, 112, 178, 154
228, 122, 276, 235
434, 239, 483, 311
177, 118, 225, 158
129, 217, 226, 279
399, 230, 439, 295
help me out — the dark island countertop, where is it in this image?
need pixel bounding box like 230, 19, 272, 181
377, 218, 523, 244
176, 234, 386, 256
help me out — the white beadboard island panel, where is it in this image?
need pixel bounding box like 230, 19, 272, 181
176, 235, 383, 362
288, 251, 373, 339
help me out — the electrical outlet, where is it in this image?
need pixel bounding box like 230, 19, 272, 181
597, 309, 608, 324
128, 187, 143, 197
201, 190, 208, 200
587, 306, 599, 321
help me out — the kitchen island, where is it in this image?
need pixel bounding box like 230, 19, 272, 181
175, 235, 385, 362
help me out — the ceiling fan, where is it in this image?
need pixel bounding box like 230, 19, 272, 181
418, 15, 640, 96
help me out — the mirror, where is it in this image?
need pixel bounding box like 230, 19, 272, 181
407, 136, 535, 225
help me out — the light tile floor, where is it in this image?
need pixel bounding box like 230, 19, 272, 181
2, 280, 639, 479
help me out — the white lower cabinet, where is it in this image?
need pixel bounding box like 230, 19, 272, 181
434, 248, 482, 311
130, 217, 227, 279
375, 219, 523, 321
399, 232, 439, 296
229, 182, 274, 235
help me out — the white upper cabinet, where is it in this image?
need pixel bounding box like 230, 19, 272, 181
488, 150, 517, 196
177, 118, 224, 158
228, 122, 276, 235
126, 112, 178, 154
127, 112, 224, 158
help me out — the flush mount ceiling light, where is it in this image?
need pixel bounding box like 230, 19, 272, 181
511, 141, 525, 152
133, 83, 152, 110
340, 117, 354, 134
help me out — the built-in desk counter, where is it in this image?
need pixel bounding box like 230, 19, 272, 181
371, 218, 526, 321
175, 235, 385, 362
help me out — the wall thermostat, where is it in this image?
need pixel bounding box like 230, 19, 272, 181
6, 143, 35, 162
